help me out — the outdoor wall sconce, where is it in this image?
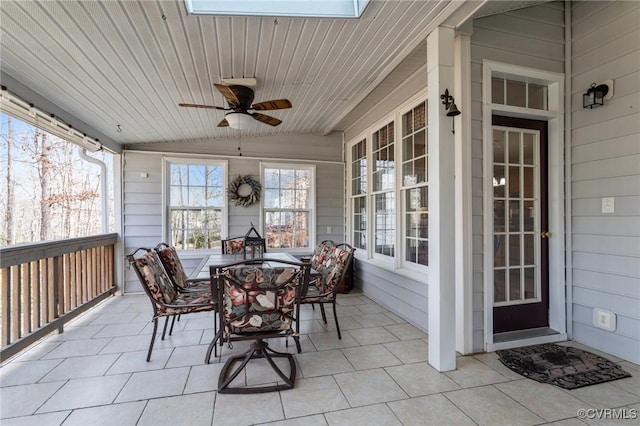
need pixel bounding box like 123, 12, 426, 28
440, 88, 461, 133
583, 83, 609, 109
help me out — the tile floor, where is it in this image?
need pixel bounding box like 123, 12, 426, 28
1, 291, 639, 426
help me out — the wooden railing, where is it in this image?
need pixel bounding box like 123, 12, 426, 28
0, 234, 118, 361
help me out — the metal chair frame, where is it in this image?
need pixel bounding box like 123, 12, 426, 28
127, 248, 217, 361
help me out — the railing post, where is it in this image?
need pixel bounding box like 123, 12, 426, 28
53, 255, 63, 334
1, 267, 10, 346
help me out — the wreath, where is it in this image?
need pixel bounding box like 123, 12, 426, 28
227, 175, 261, 207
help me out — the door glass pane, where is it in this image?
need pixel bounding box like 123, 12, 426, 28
524, 268, 536, 298
494, 165, 505, 197
508, 167, 520, 198
523, 200, 534, 232
494, 235, 505, 267
493, 130, 506, 163
524, 234, 534, 265
494, 269, 506, 303
509, 200, 520, 232
494, 200, 505, 233
523, 133, 535, 165
523, 167, 534, 198
509, 234, 520, 266
508, 132, 520, 164
509, 269, 521, 300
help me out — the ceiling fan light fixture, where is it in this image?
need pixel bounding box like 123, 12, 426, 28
225, 112, 254, 129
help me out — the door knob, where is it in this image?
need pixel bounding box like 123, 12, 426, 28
541, 231, 552, 239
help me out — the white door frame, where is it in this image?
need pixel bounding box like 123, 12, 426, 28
482, 60, 568, 351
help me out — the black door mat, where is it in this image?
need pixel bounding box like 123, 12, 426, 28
497, 343, 631, 389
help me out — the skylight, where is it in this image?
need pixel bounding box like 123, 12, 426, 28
185, 0, 370, 18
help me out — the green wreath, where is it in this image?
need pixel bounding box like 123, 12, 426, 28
228, 175, 261, 207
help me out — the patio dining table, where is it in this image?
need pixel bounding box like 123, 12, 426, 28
188, 252, 317, 281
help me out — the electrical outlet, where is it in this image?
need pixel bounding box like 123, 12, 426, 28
593, 308, 616, 331
326, 226, 332, 234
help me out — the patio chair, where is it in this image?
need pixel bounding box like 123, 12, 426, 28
127, 248, 217, 361
205, 258, 310, 393
301, 243, 355, 339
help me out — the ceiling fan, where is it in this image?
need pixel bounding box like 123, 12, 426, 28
179, 84, 292, 128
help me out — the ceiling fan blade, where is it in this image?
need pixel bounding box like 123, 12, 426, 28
251, 112, 282, 127
217, 118, 229, 127
214, 84, 241, 105
251, 99, 292, 111
179, 103, 227, 110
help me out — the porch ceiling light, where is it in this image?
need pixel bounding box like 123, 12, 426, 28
225, 112, 254, 129
583, 83, 609, 109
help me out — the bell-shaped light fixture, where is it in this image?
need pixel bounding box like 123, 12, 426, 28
583, 83, 609, 109
225, 112, 254, 129
440, 88, 462, 134
446, 102, 461, 117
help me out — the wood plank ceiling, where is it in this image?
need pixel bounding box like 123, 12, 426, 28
0, 0, 549, 147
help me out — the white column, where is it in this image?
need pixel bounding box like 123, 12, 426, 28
454, 29, 473, 355
427, 26, 456, 372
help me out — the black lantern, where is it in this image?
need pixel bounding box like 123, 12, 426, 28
583, 83, 609, 109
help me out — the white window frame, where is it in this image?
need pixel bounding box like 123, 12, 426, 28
347, 135, 368, 255
260, 162, 316, 254
398, 97, 429, 273
345, 92, 428, 278
370, 116, 397, 265
162, 157, 228, 254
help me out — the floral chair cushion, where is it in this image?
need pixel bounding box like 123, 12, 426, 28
310, 244, 331, 270
131, 252, 213, 316
307, 246, 351, 295
221, 266, 299, 335
132, 252, 177, 304
156, 246, 187, 288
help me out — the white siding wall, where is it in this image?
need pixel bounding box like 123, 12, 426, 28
570, 0, 640, 363
470, 2, 566, 351
122, 132, 344, 293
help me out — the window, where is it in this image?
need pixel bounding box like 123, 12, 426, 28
350, 139, 367, 250
491, 77, 548, 110
401, 101, 428, 266
165, 159, 226, 250
0, 112, 114, 245
262, 163, 315, 251
372, 121, 395, 258
346, 96, 428, 271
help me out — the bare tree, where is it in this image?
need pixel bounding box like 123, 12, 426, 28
3, 117, 14, 245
